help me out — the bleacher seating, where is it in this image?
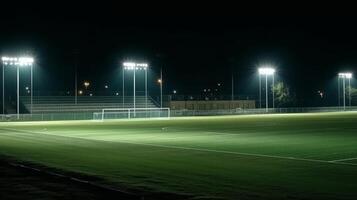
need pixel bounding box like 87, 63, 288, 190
20, 96, 159, 113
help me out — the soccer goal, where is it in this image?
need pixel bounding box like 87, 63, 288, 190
93, 107, 171, 121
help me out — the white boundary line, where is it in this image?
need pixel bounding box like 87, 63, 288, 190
1, 128, 357, 167
329, 157, 357, 162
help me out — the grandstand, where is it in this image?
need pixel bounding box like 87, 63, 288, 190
20, 96, 159, 114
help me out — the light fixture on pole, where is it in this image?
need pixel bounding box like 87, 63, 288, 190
1, 56, 34, 119
258, 67, 275, 112
123, 62, 148, 117
338, 72, 352, 110
158, 67, 163, 108
158, 78, 163, 108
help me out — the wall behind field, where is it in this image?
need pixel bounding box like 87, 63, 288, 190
170, 100, 255, 110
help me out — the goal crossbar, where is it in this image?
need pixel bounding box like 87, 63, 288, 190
94, 107, 171, 121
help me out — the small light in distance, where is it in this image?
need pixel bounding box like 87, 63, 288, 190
84, 81, 90, 88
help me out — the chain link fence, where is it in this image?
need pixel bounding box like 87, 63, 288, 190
0, 112, 93, 122
171, 107, 357, 116
1, 107, 357, 122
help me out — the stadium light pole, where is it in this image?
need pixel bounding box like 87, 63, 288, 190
258, 67, 275, 112
259, 74, 261, 108
349, 77, 351, 107
338, 72, 352, 111
122, 67, 125, 108
145, 66, 148, 109
1, 57, 34, 119
272, 73, 275, 108
158, 70, 163, 109
231, 74, 234, 101
160, 67, 163, 108
73, 51, 79, 105
31, 63, 33, 115
157, 79, 162, 107
338, 77, 340, 107
123, 62, 148, 117
2, 60, 4, 115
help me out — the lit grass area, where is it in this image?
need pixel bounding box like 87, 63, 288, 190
1, 112, 357, 199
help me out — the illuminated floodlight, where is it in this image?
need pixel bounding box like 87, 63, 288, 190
18, 57, 34, 66
1, 55, 35, 119
123, 62, 148, 70
136, 63, 148, 67
121, 61, 150, 115
338, 72, 352, 79
123, 62, 136, 67
258, 67, 275, 75
1, 56, 34, 66
258, 65, 276, 112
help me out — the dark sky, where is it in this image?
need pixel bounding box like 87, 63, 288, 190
0, 5, 356, 106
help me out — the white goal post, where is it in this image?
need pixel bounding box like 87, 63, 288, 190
93, 107, 171, 121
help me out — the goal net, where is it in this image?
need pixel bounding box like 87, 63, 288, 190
93, 108, 171, 121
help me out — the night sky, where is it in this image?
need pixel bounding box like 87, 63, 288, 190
1, 6, 356, 106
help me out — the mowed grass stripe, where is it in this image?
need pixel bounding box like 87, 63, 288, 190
3, 120, 357, 161
42, 129, 357, 161
2, 127, 357, 167
1, 112, 357, 199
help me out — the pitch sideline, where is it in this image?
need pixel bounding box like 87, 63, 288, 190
1, 127, 357, 167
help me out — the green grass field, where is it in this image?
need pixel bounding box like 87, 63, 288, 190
1, 112, 357, 199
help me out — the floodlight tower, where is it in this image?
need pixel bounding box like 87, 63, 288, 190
1, 56, 34, 118
258, 67, 275, 112
338, 72, 352, 110
122, 62, 148, 117
1, 58, 4, 114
